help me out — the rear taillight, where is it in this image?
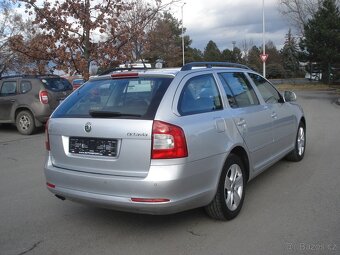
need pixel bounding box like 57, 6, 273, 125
39, 90, 49, 104
151, 121, 188, 159
45, 120, 50, 151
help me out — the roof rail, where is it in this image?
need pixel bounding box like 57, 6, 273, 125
98, 67, 149, 76
0, 74, 60, 79
181, 62, 250, 71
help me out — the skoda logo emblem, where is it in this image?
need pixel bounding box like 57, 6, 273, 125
84, 122, 92, 133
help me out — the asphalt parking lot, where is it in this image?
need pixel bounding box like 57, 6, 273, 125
0, 90, 339, 255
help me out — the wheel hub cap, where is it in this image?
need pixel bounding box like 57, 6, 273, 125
224, 164, 243, 211
19, 116, 30, 130
297, 127, 305, 156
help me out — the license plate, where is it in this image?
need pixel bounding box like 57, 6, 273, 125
69, 137, 117, 157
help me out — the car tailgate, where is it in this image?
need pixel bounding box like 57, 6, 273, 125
48, 118, 153, 177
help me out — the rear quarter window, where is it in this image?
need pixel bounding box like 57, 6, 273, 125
41, 78, 73, 92
20, 81, 32, 94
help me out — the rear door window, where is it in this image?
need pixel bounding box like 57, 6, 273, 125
52, 77, 173, 120
218, 72, 259, 108
178, 74, 223, 115
0, 81, 17, 96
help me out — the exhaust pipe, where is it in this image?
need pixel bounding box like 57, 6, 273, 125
55, 194, 66, 201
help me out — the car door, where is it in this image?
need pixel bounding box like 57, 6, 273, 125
0, 80, 18, 122
217, 72, 274, 172
175, 73, 228, 163
247, 73, 296, 159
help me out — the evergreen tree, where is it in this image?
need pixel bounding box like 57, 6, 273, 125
221, 49, 233, 62
144, 12, 193, 67
231, 47, 243, 64
281, 29, 300, 77
248, 46, 262, 72
264, 41, 282, 65
262, 41, 285, 78
144, 12, 182, 67
186, 47, 204, 62
302, 0, 340, 82
203, 40, 222, 61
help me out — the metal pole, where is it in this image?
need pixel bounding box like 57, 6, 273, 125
262, 0, 266, 77
181, 3, 186, 66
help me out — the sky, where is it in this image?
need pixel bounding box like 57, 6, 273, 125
11, 0, 292, 52
168, 0, 292, 51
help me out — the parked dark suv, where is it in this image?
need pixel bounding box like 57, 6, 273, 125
0, 75, 73, 135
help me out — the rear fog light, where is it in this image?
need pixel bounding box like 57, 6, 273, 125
47, 182, 55, 188
131, 198, 170, 203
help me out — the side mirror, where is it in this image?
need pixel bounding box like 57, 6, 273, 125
284, 91, 297, 102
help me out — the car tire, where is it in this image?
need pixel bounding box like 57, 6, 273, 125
16, 110, 36, 135
205, 154, 246, 220
286, 122, 306, 162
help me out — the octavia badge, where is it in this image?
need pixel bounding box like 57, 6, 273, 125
84, 122, 92, 133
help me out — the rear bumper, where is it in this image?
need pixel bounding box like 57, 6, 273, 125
44, 154, 223, 215
34, 106, 53, 125
35, 115, 49, 124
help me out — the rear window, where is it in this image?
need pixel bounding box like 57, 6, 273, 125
52, 76, 173, 120
41, 78, 73, 92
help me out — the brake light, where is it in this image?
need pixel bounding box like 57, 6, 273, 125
111, 72, 139, 78
45, 120, 50, 151
39, 90, 49, 104
151, 121, 188, 159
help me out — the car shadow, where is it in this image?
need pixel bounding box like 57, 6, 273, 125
0, 123, 45, 135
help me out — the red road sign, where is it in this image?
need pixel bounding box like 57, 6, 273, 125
260, 54, 268, 62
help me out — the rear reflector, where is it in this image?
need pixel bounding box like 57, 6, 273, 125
39, 90, 49, 104
131, 198, 170, 203
152, 121, 188, 159
111, 72, 139, 78
46, 182, 55, 188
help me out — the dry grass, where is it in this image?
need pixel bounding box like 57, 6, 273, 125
276, 83, 339, 92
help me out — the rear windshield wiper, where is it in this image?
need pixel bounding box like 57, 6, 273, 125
89, 110, 142, 118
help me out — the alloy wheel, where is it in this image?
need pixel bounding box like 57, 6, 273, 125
224, 164, 244, 211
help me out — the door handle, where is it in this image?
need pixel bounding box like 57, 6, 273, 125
236, 118, 247, 135
237, 119, 246, 127
271, 112, 278, 119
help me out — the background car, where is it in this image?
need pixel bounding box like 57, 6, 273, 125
71, 78, 85, 90
44, 62, 306, 220
0, 74, 73, 135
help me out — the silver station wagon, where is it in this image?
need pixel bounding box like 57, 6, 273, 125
44, 62, 306, 220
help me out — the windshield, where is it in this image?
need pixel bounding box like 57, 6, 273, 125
52, 76, 173, 120
41, 78, 73, 92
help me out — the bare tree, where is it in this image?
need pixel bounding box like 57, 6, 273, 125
278, 0, 340, 35
119, 0, 179, 62
0, 1, 32, 75
241, 39, 254, 64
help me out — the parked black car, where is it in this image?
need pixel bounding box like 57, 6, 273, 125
0, 75, 73, 135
